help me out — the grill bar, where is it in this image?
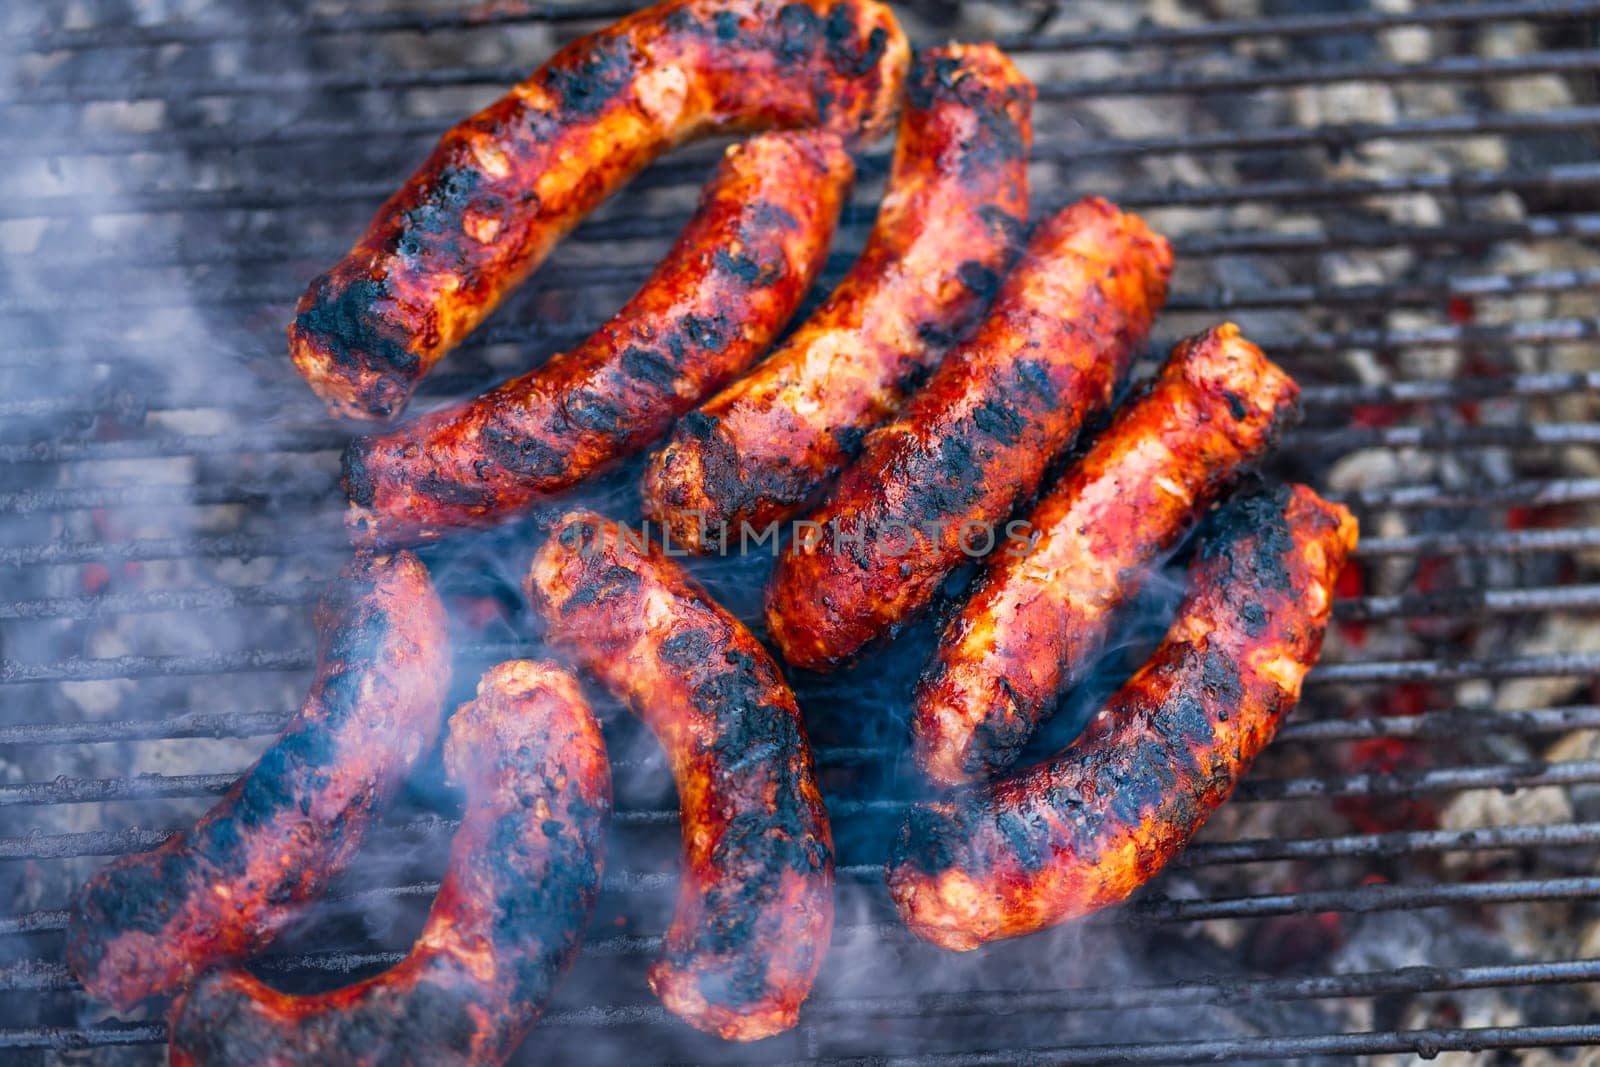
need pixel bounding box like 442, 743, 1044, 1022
11, 312, 1593, 378
6, 369, 1593, 454
17, 0, 1597, 55
11, 44, 1597, 107
8, 161, 1598, 222
5, 523, 1597, 573
6, 809, 1595, 875
1236, 760, 1600, 802
16, 102, 1599, 162
818, 1024, 1600, 1066
1279, 704, 1600, 742
18, 212, 1599, 284
8, 878, 1600, 996
3, 576, 1592, 625
5, 367, 1595, 439
6, 699, 1600, 757
12, 158, 1600, 225
5, 643, 1598, 689
0, 480, 341, 518
1295, 423, 1600, 450
13, 756, 1600, 811
17, 0, 1595, 55
13, 262, 1597, 327
12, 956, 1600, 1051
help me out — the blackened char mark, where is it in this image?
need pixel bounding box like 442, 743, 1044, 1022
1198, 483, 1297, 592
341, 440, 378, 508
294, 274, 416, 375
542, 33, 639, 115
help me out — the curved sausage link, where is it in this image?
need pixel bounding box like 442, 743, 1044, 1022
525, 510, 832, 1041
887, 484, 1357, 950
765, 197, 1173, 671
913, 324, 1301, 785
67, 552, 451, 1009
168, 661, 611, 1067
343, 130, 854, 547
641, 43, 1033, 551
289, 0, 908, 420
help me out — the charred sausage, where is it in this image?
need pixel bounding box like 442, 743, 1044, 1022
641, 43, 1033, 551
343, 130, 854, 547
289, 0, 908, 420
168, 661, 611, 1067
913, 324, 1301, 785
886, 484, 1357, 950
526, 510, 832, 1041
765, 197, 1173, 671
67, 552, 451, 1009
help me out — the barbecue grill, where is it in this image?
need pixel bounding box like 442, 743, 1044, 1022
3, 0, 1600, 1062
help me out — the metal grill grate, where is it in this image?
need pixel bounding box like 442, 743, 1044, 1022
3, 0, 1600, 1062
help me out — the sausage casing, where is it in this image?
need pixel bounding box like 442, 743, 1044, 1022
641, 43, 1033, 550
526, 511, 832, 1041
168, 661, 611, 1067
67, 552, 451, 1009
765, 197, 1173, 671
343, 130, 853, 547
886, 484, 1357, 950
913, 324, 1301, 785
289, 0, 908, 420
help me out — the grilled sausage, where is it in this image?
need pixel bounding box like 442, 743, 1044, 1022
343, 131, 854, 547
289, 0, 908, 420
765, 197, 1172, 671
913, 324, 1301, 785
168, 661, 611, 1067
526, 510, 832, 1041
67, 552, 451, 1009
641, 43, 1033, 551
886, 484, 1357, 950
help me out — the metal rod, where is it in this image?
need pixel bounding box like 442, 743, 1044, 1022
1356, 527, 1600, 558
1329, 477, 1600, 511
0, 532, 350, 568
0, 431, 346, 465
1292, 422, 1600, 451
1036, 49, 1600, 101
1236, 759, 1600, 802
1133, 877, 1600, 923
9, 879, 1600, 998
14, 0, 1594, 56
1307, 652, 1600, 685
11, 44, 1596, 107
12, 2, 640, 52
0, 581, 323, 621
0, 479, 340, 517
3, 642, 1594, 691
1179, 822, 1600, 865
0, 651, 315, 687
8, 368, 1598, 458
1299, 370, 1600, 409
1, 698, 1595, 762
14, 257, 1597, 327
7, 161, 1597, 222
17, 95, 1596, 165
1334, 584, 1600, 621
14, 956, 1600, 1049
1278, 704, 1600, 742
2, 573, 1587, 628
6, 522, 1595, 572
10, 753, 1600, 813
19, 210, 1598, 285
813, 1023, 1600, 1066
